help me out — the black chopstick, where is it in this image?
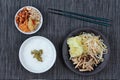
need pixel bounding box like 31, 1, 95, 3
48, 8, 111, 22
48, 11, 111, 27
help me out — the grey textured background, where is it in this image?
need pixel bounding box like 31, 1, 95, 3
0, 0, 119, 79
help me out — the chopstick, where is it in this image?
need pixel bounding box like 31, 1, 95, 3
48, 8, 111, 27
48, 8, 111, 22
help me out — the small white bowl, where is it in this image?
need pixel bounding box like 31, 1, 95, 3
14, 6, 43, 35
19, 36, 56, 73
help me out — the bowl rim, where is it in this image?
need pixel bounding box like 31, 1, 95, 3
19, 36, 57, 73
14, 6, 43, 35
62, 28, 110, 76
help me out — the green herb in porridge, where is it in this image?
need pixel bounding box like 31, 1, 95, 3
31, 49, 43, 62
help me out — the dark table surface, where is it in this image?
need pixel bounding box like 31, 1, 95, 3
0, 0, 119, 79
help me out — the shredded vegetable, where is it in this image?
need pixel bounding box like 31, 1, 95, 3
67, 32, 107, 72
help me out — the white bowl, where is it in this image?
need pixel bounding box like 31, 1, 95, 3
14, 6, 43, 35
19, 36, 56, 73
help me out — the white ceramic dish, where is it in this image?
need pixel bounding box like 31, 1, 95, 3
19, 36, 56, 73
15, 6, 43, 35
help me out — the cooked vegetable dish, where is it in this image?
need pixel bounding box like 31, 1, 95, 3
16, 7, 40, 32
67, 32, 108, 72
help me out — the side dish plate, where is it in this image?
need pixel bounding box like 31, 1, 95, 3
62, 28, 110, 75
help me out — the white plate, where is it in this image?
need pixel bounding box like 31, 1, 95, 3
19, 36, 56, 73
